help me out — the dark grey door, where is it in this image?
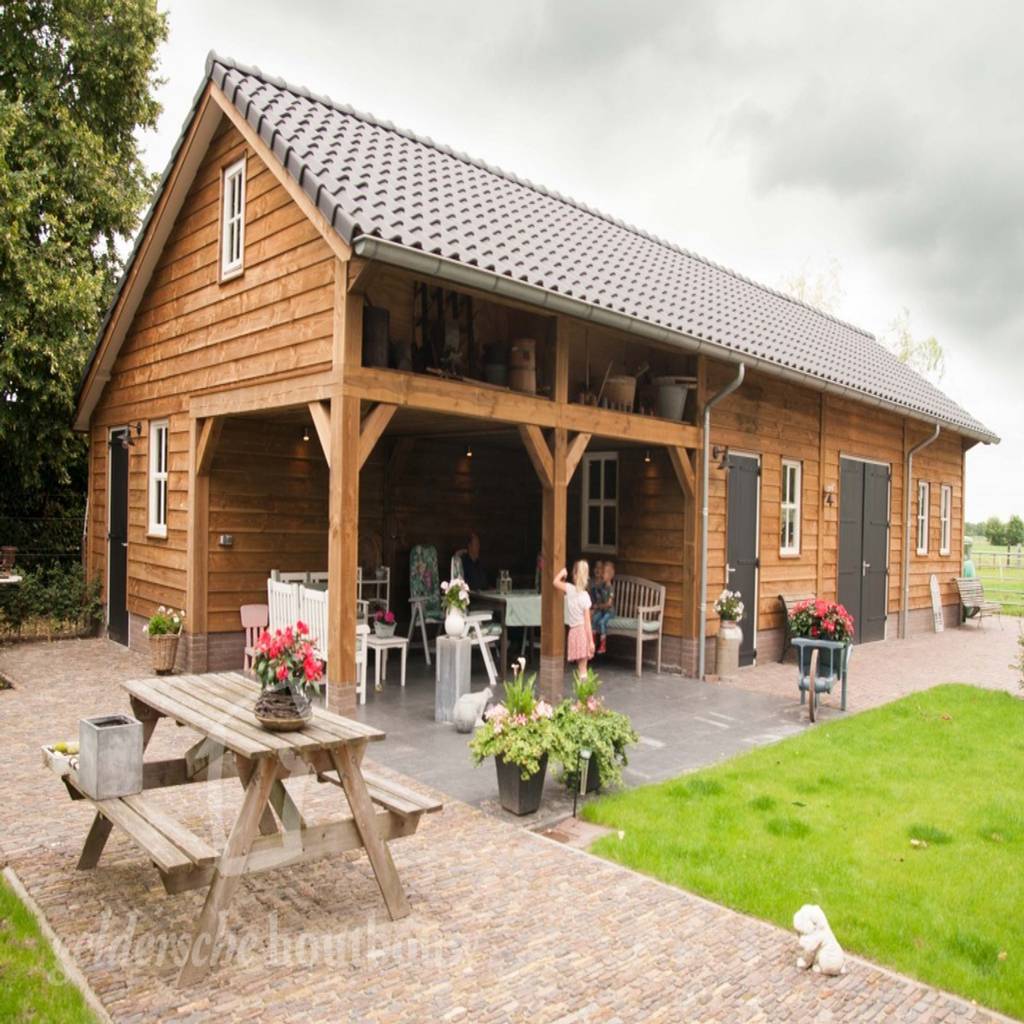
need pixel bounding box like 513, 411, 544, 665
107, 430, 129, 646
726, 453, 760, 666
837, 458, 889, 644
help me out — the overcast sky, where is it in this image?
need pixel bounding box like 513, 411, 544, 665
143, 0, 1022, 520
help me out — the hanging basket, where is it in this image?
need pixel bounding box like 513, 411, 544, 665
149, 633, 180, 675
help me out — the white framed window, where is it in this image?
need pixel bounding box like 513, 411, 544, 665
581, 452, 618, 553
780, 458, 801, 555
148, 420, 169, 537
916, 480, 930, 555
220, 157, 246, 279
939, 484, 952, 556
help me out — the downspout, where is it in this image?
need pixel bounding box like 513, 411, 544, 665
899, 422, 940, 639
698, 364, 746, 680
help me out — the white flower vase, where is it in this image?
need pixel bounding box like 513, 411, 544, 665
444, 608, 467, 638
716, 619, 743, 679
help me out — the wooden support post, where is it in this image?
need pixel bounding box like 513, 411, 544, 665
667, 446, 696, 499
185, 416, 217, 672
539, 426, 568, 702
817, 394, 829, 598
565, 432, 591, 483
308, 401, 331, 466
682, 356, 707, 672
327, 260, 362, 715
518, 424, 554, 490
359, 403, 397, 468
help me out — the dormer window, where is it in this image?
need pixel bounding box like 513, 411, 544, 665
220, 157, 246, 279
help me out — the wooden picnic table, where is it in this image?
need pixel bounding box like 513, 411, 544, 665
44, 671, 441, 985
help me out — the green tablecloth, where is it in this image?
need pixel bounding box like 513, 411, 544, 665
476, 589, 542, 627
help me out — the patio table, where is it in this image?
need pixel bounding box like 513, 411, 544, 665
474, 589, 541, 670
44, 671, 441, 985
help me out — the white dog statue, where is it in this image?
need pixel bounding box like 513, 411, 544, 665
792, 904, 847, 976
453, 687, 493, 733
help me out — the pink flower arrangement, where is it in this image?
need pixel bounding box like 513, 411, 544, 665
374, 609, 396, 624
788, 599, 855, 643
253, 620, 324, 697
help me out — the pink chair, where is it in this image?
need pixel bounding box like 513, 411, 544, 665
240, 604, 269, 670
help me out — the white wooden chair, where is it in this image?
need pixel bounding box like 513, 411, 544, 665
240, 604, 268, 670
299, 585, 369, 704
267, 578, 301, 633
270, 569, 310, 584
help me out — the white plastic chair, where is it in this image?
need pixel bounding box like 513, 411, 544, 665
270, 569, 310, 583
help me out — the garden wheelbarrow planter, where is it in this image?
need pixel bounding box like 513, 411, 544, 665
792, 638, 851, 722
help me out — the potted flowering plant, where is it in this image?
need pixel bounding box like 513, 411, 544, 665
788, 598, 854, 678
142, 606, 185, 675
469, 657, 555, 815
373, 608, 397, 637
713, 588, 744, 679
251, 621, 324, 731
440, 577, 471, 637
551, 668, 637, 793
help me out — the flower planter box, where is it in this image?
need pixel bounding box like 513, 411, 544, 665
495, 754, 547, 816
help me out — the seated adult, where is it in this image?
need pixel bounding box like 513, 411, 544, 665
456, 531, 488, 590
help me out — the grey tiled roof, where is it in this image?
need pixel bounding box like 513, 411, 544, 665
206, 54, 993, 442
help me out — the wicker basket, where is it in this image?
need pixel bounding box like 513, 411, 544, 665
149, 633, 180, 675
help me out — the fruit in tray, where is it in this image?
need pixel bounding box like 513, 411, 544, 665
52, 741, 79, 755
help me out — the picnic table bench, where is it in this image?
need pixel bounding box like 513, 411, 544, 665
44, 671, 441, 985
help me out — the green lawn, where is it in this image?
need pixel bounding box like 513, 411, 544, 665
0, 874, 97, 1023
584, 685, 1024, 1018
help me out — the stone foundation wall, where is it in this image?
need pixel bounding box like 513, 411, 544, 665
126, 616, 244, 673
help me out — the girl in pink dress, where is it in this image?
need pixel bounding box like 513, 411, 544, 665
554, 562, 595, 677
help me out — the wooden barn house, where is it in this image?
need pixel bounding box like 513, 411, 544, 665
73, 54, 998, 713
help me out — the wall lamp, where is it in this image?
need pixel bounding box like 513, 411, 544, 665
465, 444, 473, 459
711, 445, 730, 470
302, 424, 310, 443
643, 449, 651, 464
119, 422, 143, 449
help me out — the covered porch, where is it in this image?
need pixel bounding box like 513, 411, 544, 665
183, 258, 706, 714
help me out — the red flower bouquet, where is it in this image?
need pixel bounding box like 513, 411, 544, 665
788, 599, 855, 643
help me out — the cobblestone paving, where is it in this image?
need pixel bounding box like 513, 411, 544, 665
717, 624, 1020, 716
0, 639, 1014, 1023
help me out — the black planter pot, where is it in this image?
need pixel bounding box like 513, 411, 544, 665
582, 754, 602, 793
495, 754, 548, 816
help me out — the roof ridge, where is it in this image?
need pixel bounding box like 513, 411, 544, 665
206, 50, 876, 342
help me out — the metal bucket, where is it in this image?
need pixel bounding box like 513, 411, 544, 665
653, 376, 696, 420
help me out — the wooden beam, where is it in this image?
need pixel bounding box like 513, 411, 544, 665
210, 86, 352, 265
359, 404, 397, 469
553, 317, 573, 403
327, 264, 361, 715
667, 446, 696, 499
817, 394, 829, 597
539, 428, 568, 702
196, 417, 223, 477
565, 432, 591, 483
190, 368, 334, 419
308, 401, 331, 466
684, 355, 707, 650
342, 367, 701, 449
518, 424, 554, 490
346, 256, 383, 296
185, 417, 210, 671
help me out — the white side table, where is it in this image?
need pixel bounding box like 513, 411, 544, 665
366, 634, 409, 694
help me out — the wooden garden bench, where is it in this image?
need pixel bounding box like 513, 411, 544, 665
45, 671, 441, 986
953, 577, 1002, 627
604, 574, 666, 676
778, 593, 816, 662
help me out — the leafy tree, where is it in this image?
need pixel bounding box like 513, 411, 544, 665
883, 307, 945, 383
983, 516, 1006, 546
0, 0, 167, 500
1006, 515, 1024, 547
778, 258, 845, 315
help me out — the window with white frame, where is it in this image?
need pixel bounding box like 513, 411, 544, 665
220, 157, 246, 279
148, 421, 169, 537
916, 480, 930, 555
780, 459, 801, 555
939, 484, 952, 555
581, 452, 618, 553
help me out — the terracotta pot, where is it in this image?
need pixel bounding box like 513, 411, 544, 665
495, 754, 547, 815
149, 633, 179, 675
